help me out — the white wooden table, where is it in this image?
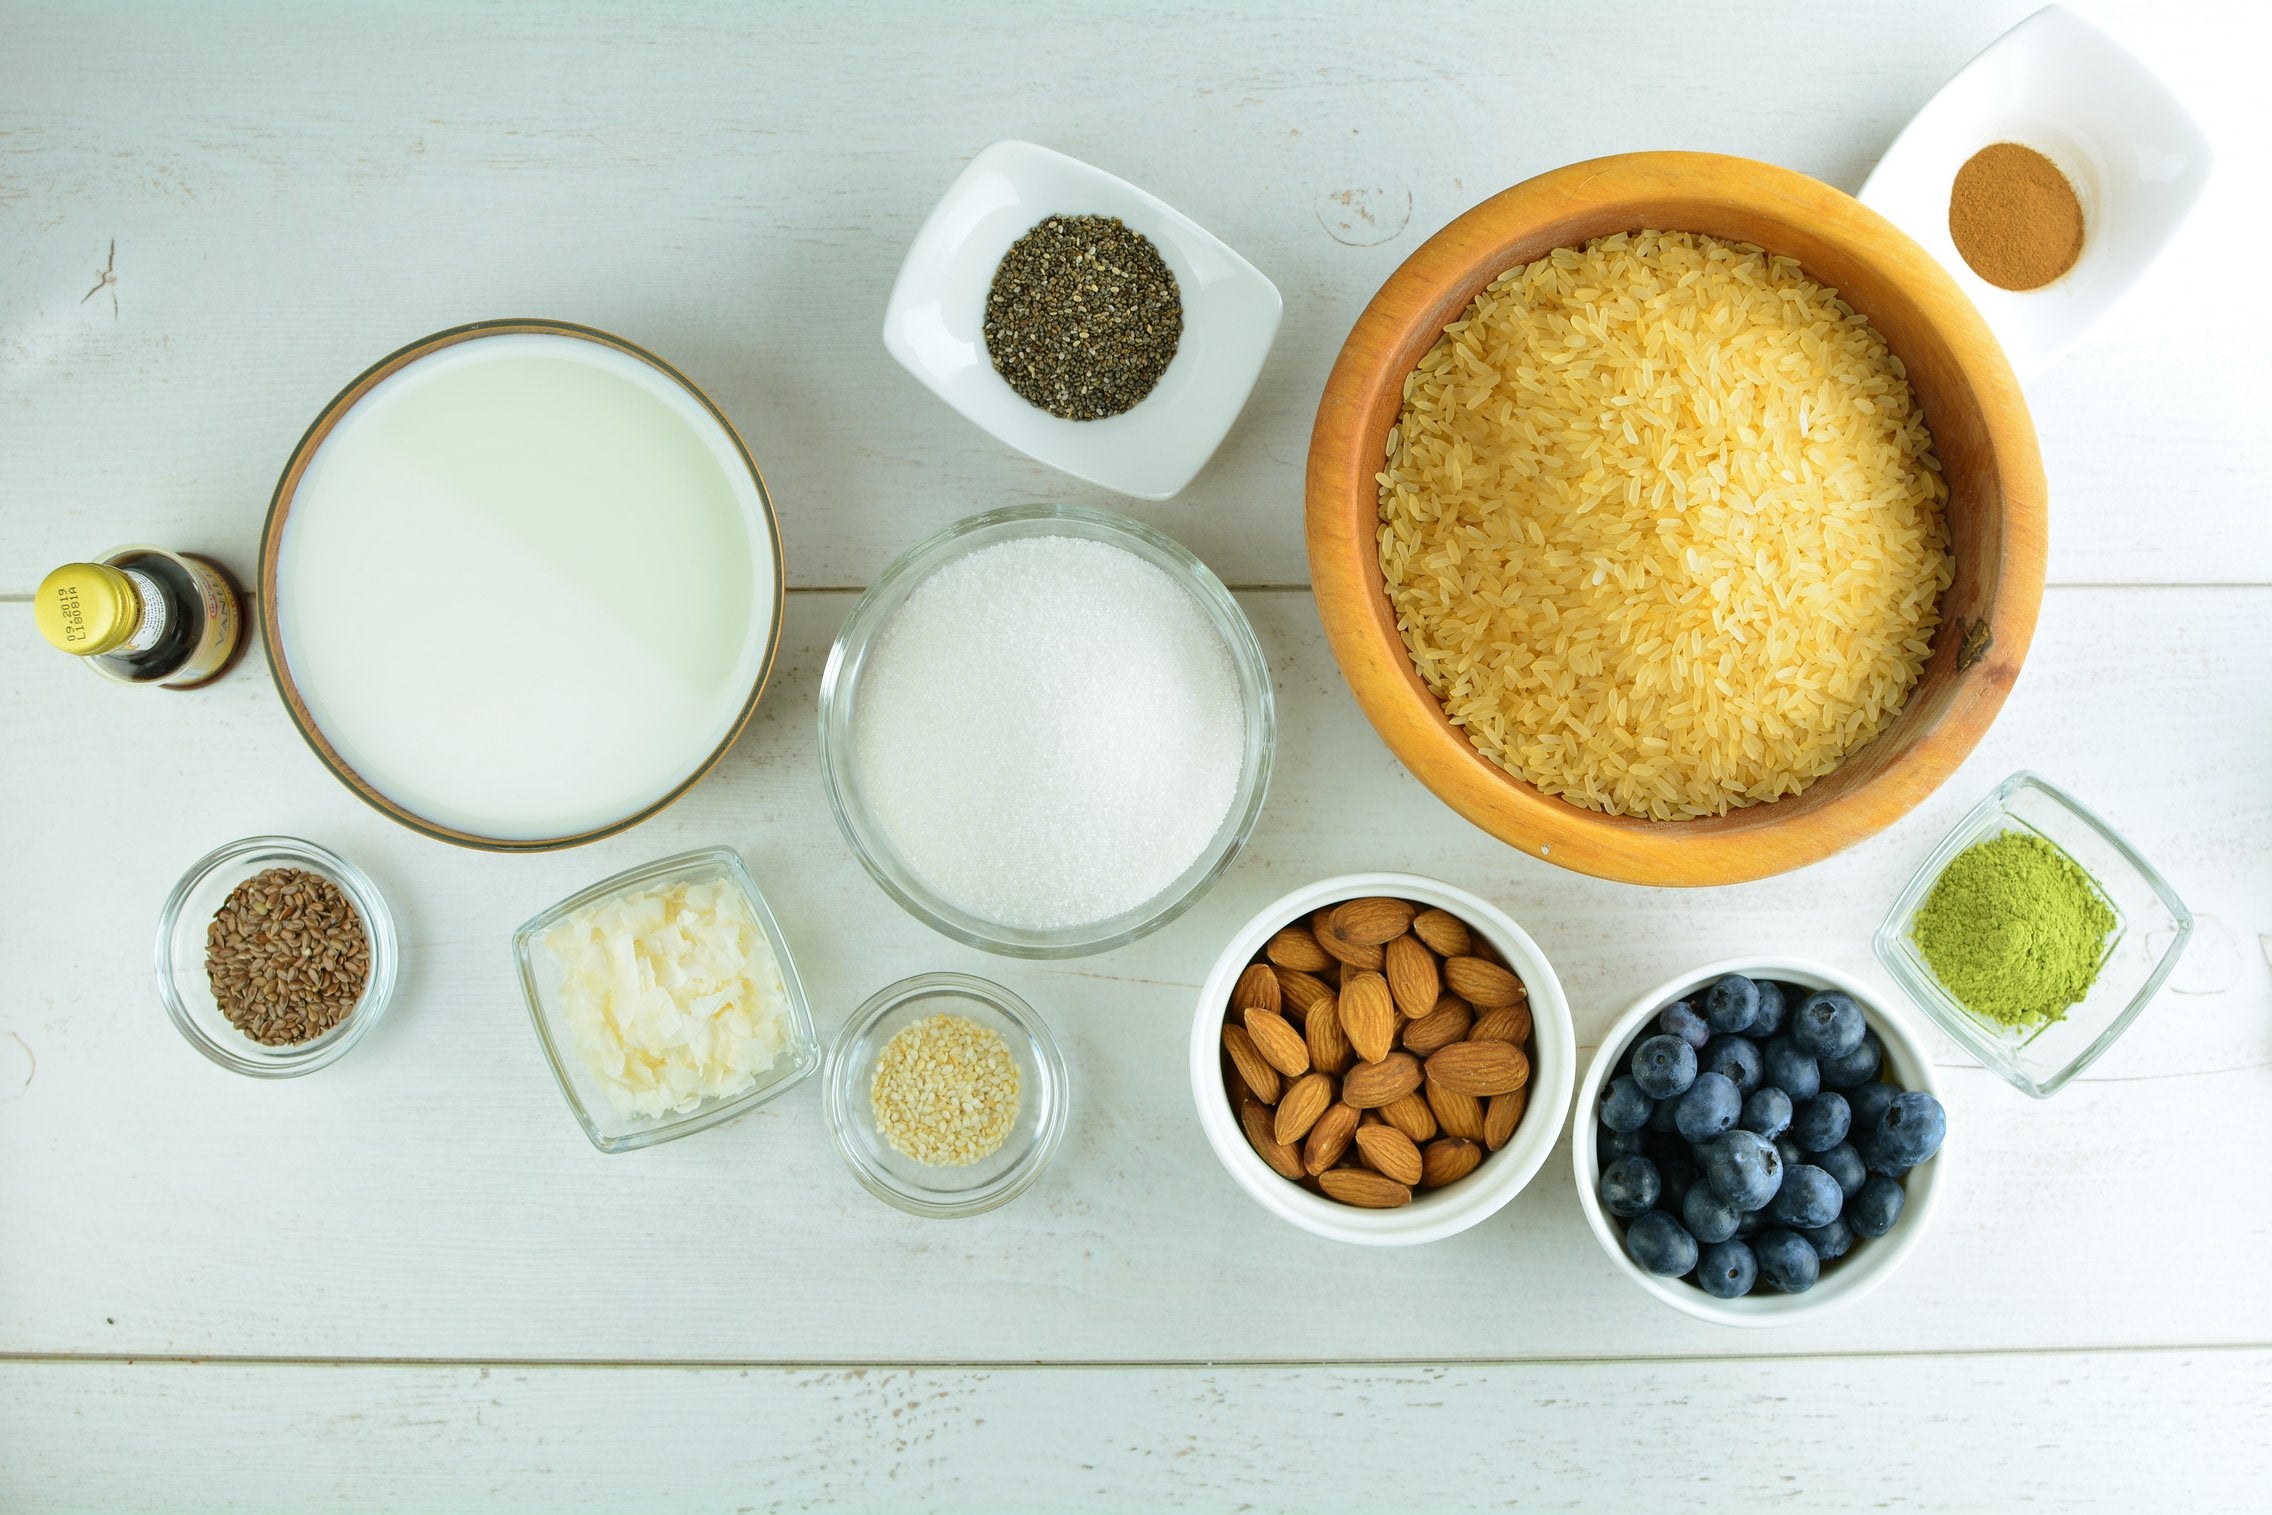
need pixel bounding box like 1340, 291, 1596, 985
4, 2, 2269, 1507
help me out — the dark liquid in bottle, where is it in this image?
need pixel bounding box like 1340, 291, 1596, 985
101, 551, 206, 682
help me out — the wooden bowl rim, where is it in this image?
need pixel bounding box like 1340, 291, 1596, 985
1304, 151, 2048, 886
256, 318, 788, 853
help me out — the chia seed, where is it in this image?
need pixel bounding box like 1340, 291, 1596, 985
984, 214, 1182, 421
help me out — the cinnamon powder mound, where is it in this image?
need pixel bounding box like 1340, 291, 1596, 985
1949, 143, 2084, 291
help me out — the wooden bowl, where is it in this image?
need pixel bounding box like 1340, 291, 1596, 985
1306, 152, 2047, 887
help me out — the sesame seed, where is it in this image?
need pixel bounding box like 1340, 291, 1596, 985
869, 1014, 1022, 1167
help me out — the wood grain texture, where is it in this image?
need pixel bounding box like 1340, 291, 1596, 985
5, 1353, 2269, 1512
1306, 151, 2046, 886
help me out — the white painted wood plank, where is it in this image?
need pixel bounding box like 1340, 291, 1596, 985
3, 0, 2267, 593
2, 586, 2267, 1363
4, 1352, 2268, 1512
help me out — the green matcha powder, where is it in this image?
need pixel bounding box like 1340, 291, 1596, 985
1911, 830, 2115, 1027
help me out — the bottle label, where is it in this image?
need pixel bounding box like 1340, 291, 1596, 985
166, 554, 243, 688
117, 568, 169, 655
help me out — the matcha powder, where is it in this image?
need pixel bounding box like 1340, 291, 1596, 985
1911, 830, 2116, 1027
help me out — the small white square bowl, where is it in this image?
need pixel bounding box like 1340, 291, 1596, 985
882, 139, 1283, 501
1858, 4, 2213, 382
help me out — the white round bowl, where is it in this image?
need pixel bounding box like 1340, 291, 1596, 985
1571, 957, 1947, 1326
1190, 872, 1575, 1246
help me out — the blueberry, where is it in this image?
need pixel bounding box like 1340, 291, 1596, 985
1624, 1210, 1700, 1277
1817, 1141, 1867, 1198
1674, 1071, 1741, 1143
1767, 1164, 1844, 1229
1761, 1036, 1821, 1103
1701, 1034, 1763, 1096
1791, 991, 1867, 1059
1600, 1155, 1662, 1218
1657, 999, 1710, 1050
1631, 1034, 1699, 1100
1751, 981, 1791, 1037
1846, 1080, 1899, 1138
1733, 1206, 1763, 1240
1682, 1183, 1742, 1245
1819, 1031, 1883, 1089
1658, 1151, 1702, 1207
1740, 1086, 1792, 1140
1647, 1096, 1683, 1133
1600, 1076, 1654, 1133
1600, 1123, 1648, 1160
1803, 1215, 1856, 1262
1695, 1239, 1758, 1298
1754, 1229, 1821, 1293
1774, 1136, 1804, 1172
1866, 1091, 1947, 1171
1704, 974, 1761, 1033
1699, 1128, 1784, 1211
1848, 1174, 1906, 1238
1790, 1092, 1851, 1153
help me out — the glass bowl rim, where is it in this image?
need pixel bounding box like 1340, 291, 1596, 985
816, 501, 1276, 959
822, 970, 1070, 1218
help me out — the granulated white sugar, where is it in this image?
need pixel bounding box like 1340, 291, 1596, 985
852, 534, 1244, 930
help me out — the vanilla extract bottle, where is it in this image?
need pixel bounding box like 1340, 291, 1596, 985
34, 546, 245, 690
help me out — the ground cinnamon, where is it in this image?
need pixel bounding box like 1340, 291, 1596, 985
1948, 143, 2084, 292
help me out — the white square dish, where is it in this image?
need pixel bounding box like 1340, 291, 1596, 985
882, 139, 1283, 501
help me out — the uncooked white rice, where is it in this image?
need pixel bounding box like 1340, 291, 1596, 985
1377, 230, 1952, 820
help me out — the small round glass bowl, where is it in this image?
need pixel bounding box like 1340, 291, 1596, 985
154, 835, 398, 1077
818, 503, 1275, 958
823, 973, 1069, 1218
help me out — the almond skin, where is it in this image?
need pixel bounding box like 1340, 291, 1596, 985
1354, 1123, 1424, 1186
1232, 962, 1282, 1016
1411, 909, 1472, 959
1305, 993, 1353, 1076
1338, 971, 1399, 1064
1264, 925, 1334, 974
1313, 915, 1385, 970
1443, 956, 1526, 1008
1273, 1071, 1334, 1146
1243, 1007, 1310, 1078
1341, 1052, 1423, 1109
1485, 1087, 1528, 1151
1302, 1102, 1361, 1175
1238, 1096, 1305, 1181
1222, 1024, 1280, 1104
1327, 897, 1417, 947
1318, 1167, 1412, 1208
1425, 1040, 1531, 1097
1400, 999, 1472, 1057
1376, 1090, 1438, 1144
1275, 967, 1336, 1017
1468, 1004, 1532, 1045
1420, 1137, 1483, 1188
1382, 934, 1441, 1020
1426, 1078, 1487, 1141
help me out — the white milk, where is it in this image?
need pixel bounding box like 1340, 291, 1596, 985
275, 333, 775, 841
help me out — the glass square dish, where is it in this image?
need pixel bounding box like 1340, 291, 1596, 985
1873, 770, 2192, 1098
512, 846, 819, 1152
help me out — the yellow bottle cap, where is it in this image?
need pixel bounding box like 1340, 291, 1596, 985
34, 562, 141, 656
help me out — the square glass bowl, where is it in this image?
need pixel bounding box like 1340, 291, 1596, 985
882, 139, 1283, 500
1873, 771, 2192, 1098
512, 846, 819, 1152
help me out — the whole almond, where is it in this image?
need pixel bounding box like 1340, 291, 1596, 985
1264, 925, 1334, 974
1485, 1087, 1528, 1151
1425, 1039, 1530, 1097
1273, 1071, 1334, 1146
1411, 909, 1471, 959
1338, 971, 1399, 1063
1238, 1096, 1305, 1181
1275, 967, 1336, 1017
1318, 1167, 1412, 1208
1243, 1007, 1309, 1077
1313, 916, 1385, 971
1401, 999, 1472, 1057
1426, 1077, 1487, 1141
1444, 956, 1526, 1008
1377, 1090, 1438, 1144
1302, 1101, 1360, 1175
1232, 962, 1282, 1016
1382, 934, 1441, 1020
1354, 1123, 1424, 1186
1341, 1051, 1423, 1109
1468, 1004, 1533, 1045
1305, 993, 1353, 1076
1327, 897, 1417, 947
1420, 1137, 1483, 1188
1222, 1024, 1280, 1104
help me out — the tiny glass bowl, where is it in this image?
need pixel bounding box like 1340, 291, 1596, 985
155, 835, 398, 1078
818, 502, 1275, 959
1873, 770, 2193, 1099
823, 973, 1069, 1219
512, 846, 820, 1153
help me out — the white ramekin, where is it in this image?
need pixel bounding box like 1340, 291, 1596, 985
1571, 957, 1948, 1326
1190, 872, 1575, 1246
